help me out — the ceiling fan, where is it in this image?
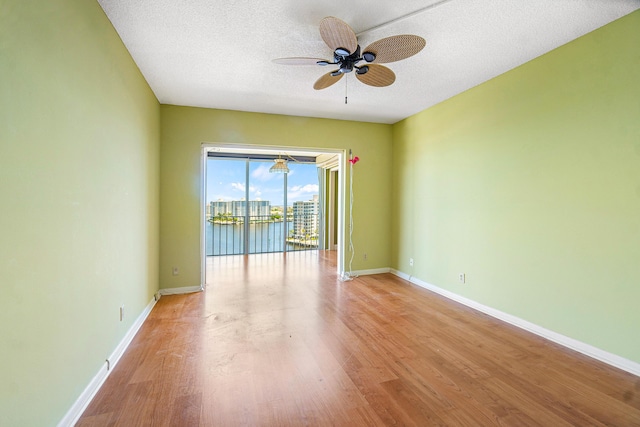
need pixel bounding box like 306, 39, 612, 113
273, 16, 426, 90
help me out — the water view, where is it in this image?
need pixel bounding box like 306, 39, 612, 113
205, 221, 308, 256
206, 156, 321, 256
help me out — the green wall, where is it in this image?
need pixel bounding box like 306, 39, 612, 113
392, 11, 640, 364
160, 105, 392, 289
0, 1, 160, 425
2, 1, 637, 423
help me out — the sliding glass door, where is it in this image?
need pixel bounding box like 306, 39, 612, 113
205, 155, 320, 256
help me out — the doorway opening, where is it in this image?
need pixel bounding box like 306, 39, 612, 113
201, 144, 345, 284
206, 155, 319, 255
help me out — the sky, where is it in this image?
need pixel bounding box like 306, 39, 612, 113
206, 158, 319, 206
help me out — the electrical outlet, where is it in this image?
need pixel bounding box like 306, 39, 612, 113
119, 305, 125, 321
172, 267, 179, 276
363, 253, 368, 260
409, 258, 414, 267
459, 273, 466, 284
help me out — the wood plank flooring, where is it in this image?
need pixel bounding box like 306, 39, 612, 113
78, 250, 640, 426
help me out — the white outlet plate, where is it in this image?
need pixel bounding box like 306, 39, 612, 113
119, 305, 124, 321
459, 273, 466, 284
172, 267, 179, 276
409, 258, 414, 267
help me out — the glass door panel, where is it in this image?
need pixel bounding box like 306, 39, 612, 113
286, 162, 320, 252
206, 158, 246, 256
247, 161, 285, 254
206, 156, 321, 256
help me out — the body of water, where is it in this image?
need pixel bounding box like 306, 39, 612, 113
206, 221, 313, 255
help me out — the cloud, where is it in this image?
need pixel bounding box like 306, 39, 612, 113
232, 182, 263, 198
290, 184, 318, 193
251, 164, 274, 182
287, 184, 319, 202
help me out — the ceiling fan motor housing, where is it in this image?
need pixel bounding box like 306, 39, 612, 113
332, 45, 372, 75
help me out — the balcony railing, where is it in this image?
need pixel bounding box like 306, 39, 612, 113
206, 214, 319, 256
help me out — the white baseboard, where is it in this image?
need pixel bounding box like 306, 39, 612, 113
159, 285, 204, 296
57, 296, 157, 427
390, 269, 640, 377
349, 267, 391, 277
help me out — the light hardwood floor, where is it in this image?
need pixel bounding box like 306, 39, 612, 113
78, 250, 640, 426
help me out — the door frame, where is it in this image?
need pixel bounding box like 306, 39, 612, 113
200, 143, 346, 285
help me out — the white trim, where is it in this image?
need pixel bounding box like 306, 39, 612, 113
336, 157, 345, 275
159, 285, 204, 296
390, 269, 640, 377
200, 146, 207, 295
351, 267, 391, 276
200, 143, 346, 277
57, 296, 157, 427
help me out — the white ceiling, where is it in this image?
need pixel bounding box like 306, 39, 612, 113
97, 0, 640, 124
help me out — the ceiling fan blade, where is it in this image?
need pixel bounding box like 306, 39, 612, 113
363, 35, 426, 64
319, 16, 357, 55
355, 64, 395, 87
313, 72, 344, 90
272, 57, 331, 65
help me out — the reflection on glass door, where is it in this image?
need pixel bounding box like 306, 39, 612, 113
205, 156, 320, 256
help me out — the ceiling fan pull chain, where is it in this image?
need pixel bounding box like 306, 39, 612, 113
345, 75, 348, 104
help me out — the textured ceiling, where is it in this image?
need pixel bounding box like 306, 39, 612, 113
97, 0, 640, 124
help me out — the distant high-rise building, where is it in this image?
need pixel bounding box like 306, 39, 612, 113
209, 200, 233, 218
210, 200, 271, 218
292, 195, 318, 236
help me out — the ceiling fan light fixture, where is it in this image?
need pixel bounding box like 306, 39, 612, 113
362, 51, 376, 62
269, 157, 289, 173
